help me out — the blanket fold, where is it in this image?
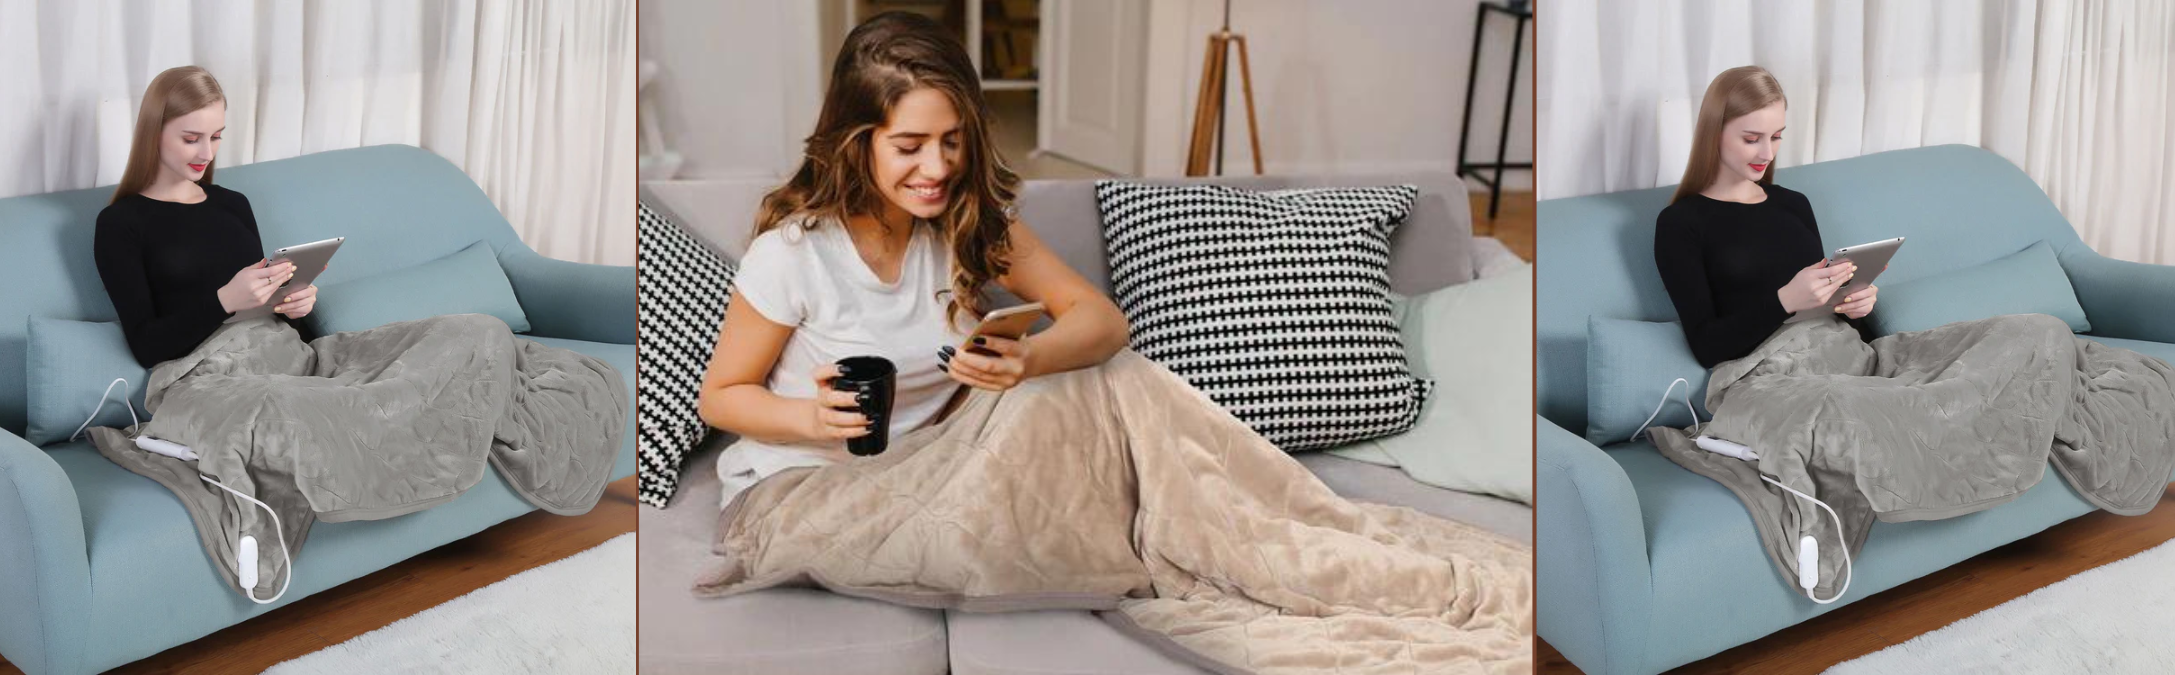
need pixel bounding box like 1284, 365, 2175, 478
88, 314, 627, 600
696, 349, 1531, 675
1650, 313, 2175, 599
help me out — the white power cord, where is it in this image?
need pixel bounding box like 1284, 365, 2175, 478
1632, 376, 1702, 441
1646, 379, 1853, 604
74, 377, 293, 603
69, 377, 140, 442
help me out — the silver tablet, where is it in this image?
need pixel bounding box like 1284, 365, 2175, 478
225, 237, 344, 323
1786, 236, 1904, 323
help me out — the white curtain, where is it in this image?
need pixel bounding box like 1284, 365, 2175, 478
0, 0, 635, 266
1538, 0, 2175, 264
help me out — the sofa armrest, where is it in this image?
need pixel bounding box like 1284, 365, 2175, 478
498, 246, 636, 345
1536, 416, 1653, 675
0, 429, 90, 675
2062, 249, 2175, 344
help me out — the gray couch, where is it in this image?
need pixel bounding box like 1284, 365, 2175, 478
637, 171, 1528, 674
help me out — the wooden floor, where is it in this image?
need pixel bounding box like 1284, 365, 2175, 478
1, 476, 637, 675
1539, 484, 2175, 674
1473, 190, 1536, 262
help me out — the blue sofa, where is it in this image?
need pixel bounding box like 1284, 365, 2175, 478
1536, 144, 2175, 674
0, 145, 636, 675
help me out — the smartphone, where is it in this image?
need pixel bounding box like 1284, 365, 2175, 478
963, 302, 1048, 354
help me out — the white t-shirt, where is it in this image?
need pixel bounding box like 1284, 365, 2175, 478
716, 213, 967, 504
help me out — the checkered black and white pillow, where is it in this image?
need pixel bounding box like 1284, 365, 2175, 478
636, 200, 735, 508
1095, 182, 1433, 452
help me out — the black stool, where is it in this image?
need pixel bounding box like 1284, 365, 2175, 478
1455, 1, 1533, 220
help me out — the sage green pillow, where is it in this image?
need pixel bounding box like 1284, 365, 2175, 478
307, 240, 530, 335
24, 317, 149, 447
1328, 264, 1534, 504
1869, 240, 2088, 337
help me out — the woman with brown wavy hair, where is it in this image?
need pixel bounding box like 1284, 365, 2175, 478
95, 66, 318, 368
698, 11, 1129, 499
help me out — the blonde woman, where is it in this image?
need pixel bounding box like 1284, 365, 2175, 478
1654, 65, 1877, 367
94, 66, 318, 368
697, 12, 1129, 499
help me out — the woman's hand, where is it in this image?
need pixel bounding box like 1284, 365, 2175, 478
942, 335, 1032, 391
804, 362, 873, 442
218, 259, 294, 314
1835, 284, 1878, 319
1777, 258, 1855, 314
275, 284, 318, 319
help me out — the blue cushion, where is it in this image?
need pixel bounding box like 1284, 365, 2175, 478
23, 318, 149, 447
1584, 317, 1709, 445
306, 240, 530, 335
1868, 240, 2088, 337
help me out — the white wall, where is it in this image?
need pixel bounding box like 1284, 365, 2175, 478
1139, 0, 1533, 190
637, 0, 1533, 232
638, 0, 822, 180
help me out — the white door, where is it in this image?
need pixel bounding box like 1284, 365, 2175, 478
1039, 0, 1146, 175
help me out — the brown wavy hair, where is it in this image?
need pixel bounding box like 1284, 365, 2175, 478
1672, 65, 1786, 204
112, 66, 226, 204
754, 11, 1021, 327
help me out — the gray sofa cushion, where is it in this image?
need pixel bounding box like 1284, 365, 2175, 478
638, 436, 949, 675
1013, 172, 1474, 297
947, 611, 1209, 675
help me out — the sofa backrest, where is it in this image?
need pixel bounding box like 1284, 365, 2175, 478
0, 144, 524, 435
677, 170, 1476, 300
1536, 144, 2087, 433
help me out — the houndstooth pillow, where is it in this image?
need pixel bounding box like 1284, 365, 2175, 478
1094, 182, 1433, 452
636, 199, 734, 508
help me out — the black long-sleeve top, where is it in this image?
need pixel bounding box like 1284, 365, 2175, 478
1653, 183, 1841, 368
94, 184, 269, 367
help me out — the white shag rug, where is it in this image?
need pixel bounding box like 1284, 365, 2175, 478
266, 533, 634, 675
1824, 537, 2175, 673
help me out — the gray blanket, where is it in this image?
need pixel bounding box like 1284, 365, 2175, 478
1649, 313, 2175, 599
87, 314, 626, 600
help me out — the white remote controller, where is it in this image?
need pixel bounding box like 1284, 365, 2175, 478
1797, 535, 1820, 590
135, 436, 199, 461
1694, 435, 1758, 461
238, 535, 260, 591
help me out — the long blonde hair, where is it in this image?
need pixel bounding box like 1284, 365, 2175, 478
754, 11, 1021, 327
112, 66, 226, 204
1672, 66, 1786, 204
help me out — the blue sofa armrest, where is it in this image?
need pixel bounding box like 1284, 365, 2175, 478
2062, 248, 2175, 344
0, 429, 90, 675
1536, 416, 1653, 675
498, 245, 635, 345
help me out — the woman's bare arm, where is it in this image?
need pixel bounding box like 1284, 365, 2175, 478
992, 220, 1130, 378
698, 290, 869, 444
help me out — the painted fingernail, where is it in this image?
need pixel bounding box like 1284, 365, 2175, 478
939, 363, 950, 373
942, 345, 956, 355
939, 351, 952, 364
972, 336, 987, 346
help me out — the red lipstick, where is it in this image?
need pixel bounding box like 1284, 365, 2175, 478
187, 162, 207, 172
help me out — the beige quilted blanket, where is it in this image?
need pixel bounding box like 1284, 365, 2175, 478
694, 350, 1532, 674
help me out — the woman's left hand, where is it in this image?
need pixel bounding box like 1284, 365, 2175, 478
275, 284, 318, 319
1835, 284, 1878, 319
941, 335, 1032, 391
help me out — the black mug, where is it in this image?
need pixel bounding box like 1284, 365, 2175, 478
830, 356, 897, 456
